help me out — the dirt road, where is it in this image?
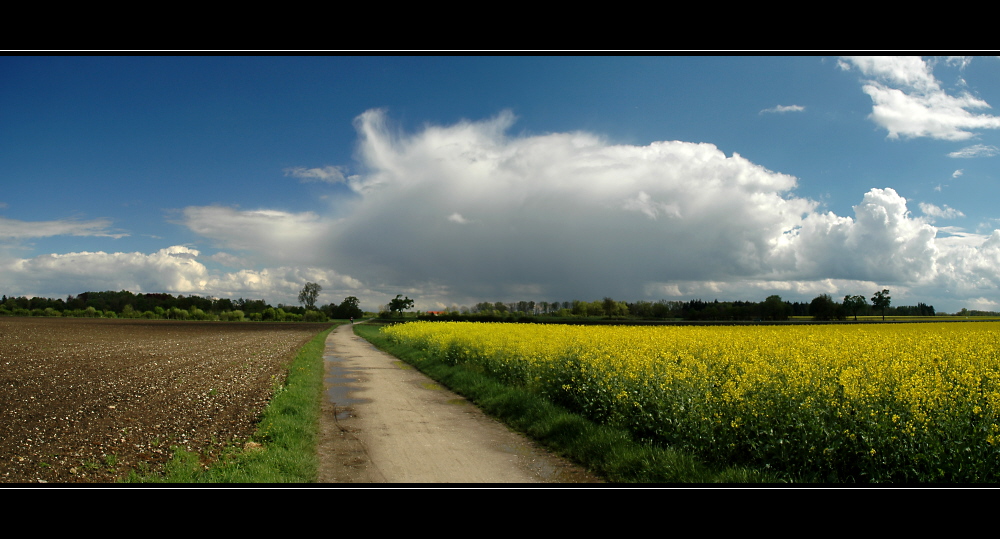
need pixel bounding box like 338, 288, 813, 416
316, 323, 601, 484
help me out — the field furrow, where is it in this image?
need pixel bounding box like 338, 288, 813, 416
0, 317, 332, 483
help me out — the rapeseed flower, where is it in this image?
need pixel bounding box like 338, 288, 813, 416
383, 321, 1000, 482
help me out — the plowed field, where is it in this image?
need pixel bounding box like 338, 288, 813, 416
1, 317, 333, 483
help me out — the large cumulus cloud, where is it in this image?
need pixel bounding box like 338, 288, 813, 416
311, 109, 1000, 310
327, 109, 819, 300
790, 188, 939, 283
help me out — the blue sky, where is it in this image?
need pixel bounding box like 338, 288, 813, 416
2, 55, 999, 313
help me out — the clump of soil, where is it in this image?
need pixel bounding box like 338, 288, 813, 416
0, 317, 332, 483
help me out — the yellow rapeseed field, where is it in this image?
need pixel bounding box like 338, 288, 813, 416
383, 321, 1000, 482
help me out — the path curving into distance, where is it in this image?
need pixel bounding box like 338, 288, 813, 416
315, 323, 600, 484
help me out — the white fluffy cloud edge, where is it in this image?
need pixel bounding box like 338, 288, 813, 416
3, 104, 1000, 313
0, 246, 370, 308
839, 56, 1000, 141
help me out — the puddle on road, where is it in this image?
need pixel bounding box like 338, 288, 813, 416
324, 354, 370, 420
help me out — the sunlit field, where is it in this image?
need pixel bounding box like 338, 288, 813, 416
382, 321, 1000, 482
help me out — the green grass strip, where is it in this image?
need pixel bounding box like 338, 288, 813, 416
353, 323, 780, 483
125, 325, 337, 483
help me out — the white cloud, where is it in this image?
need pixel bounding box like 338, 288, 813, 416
952, 169, 963, 178
311, 111, 1000, 312
945, 56, 973, 70
0, 245, 369, 307
180, 206, 337, 266
839, 56, 940, 93
966, 297, 999, 310
284, 165, 350, 183
328, 109, 818, 302
760, 104, 805, 114
948, 144, 999, 158
840, 56, 1000, 140
622, 191, 682, 220
919, 202, 965, 220
447, 213, 470, 224
646, 278, 856, 297
788, 188, 940, 284
202, 266, 365, 304
0, 216, 127, 240
1, 246, 209, 296
927, 230, 1000, 300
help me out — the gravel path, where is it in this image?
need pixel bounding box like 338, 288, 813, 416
315, 323, 601, 484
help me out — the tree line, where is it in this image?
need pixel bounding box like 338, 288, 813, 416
0, 287, 365, 322
415, 290, 939, 322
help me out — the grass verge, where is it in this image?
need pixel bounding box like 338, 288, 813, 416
124, 325, 338, 483
353, 323, 780, 483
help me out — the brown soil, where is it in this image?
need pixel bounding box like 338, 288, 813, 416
0, 317, 332, 483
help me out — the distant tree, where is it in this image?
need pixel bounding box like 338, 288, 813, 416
843, 295, 867, 321
214, 297, 235, 313
278, 303, 305, 316
338, 296, 364, 319
303, 310, 327, 322
761, 295, 790, 321
871, 289, 891, 321
388, 294, 414, 318
602, 297, 618, 317
222, 309, 245, 322
810, 294, 838, 321
238, 298, 269, 315
298, 282, 322, 310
